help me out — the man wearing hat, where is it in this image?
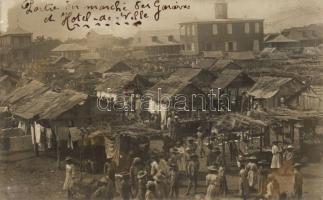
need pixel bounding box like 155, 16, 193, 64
120, 172, 131, 200
130, 157, 142, 198
187, 137, 197, 153
257, 160, 269, 196
91, 176, 115, 200
104, 155, 116, 187
137, 171, 147, 200
205, 165, 219, 200
282, 145, 295, 175
168, 148, 179, 168
247, 156, 258, 192
63, 157, 75, 200
185, 153, 199, 196
174, 141, 186, 172
293, 163, 303, 200
168, 163, 180, 199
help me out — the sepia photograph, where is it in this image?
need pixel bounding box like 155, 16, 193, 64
0, 0, 323, 199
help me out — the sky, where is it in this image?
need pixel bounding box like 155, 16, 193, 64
1, 0, 323, 40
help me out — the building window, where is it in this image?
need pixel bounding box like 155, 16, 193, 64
255, 23, 260, 33
253, 40, 260, 52
204, 43, 212, 51
180, 25, 185, 35
152, 36, 158, 42
227, 23, 232, 34
189, 25, 192, 36
168, 36, 174, 41
212, 24, 218, 35
245, 23, 250, 34
225, 41, 236, 51
186, 43, 191, 51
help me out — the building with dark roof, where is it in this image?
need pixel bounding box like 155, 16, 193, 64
179, 0, 264, 55
0, 26, 33, 64
132, 29, 184, 57
265, 34, 299, 49
281, 25, 323, 47
51, 43, 89, 60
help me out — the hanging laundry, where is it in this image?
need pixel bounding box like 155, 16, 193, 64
69, 127, 82, 142
46, 128, 53, 149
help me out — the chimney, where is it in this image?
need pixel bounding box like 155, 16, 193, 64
215, 0, 228, 19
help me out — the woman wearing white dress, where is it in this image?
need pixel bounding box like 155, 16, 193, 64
205, 166, 219, 200
271, 141, 281, 169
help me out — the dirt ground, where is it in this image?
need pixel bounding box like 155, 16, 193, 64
0, 152, 323, 200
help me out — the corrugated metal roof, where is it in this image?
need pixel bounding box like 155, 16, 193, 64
52, 43, 89, 52
266, 34, 298, 43
1, 26, 32, 36
39, 89, 88, 120
211, 69, 243, 88
96, 73, 143, 93
2, 80, 49, 105
2, 80, 87, 120
248, 76, 293, 99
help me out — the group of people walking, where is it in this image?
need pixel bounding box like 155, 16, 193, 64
62, 129, 304, 200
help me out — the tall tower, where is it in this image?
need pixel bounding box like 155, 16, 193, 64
215, 0, 228, 19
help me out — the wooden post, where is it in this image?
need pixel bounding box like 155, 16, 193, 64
80, 133, 84, 179
260, 134, 263, 153
291, 122, 295, 144
32, 122, 39, 156
222, 135, 226, 168
55, 125, 61, 169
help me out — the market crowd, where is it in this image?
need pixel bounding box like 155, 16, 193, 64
62, 126, 304, 200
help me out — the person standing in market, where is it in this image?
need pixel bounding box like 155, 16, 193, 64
247, 156, 258, 192
130, 157, 142, 198
205, 165, 219, 200
104, 155, 116, 186
265, 174, 280, 200
174, 141, 186, 172
137, 170, 148, 200
91, 176, 115, 200
187, 137, 197, 154
168, 148, 179, 169
283, 145, 295, 175
168, 163, 180, 199
63, 157, 76, 200
218, 165, 228, 196
196, 126, 205, 158
257, 160, 269, 196
271, 141, 281, 170
153, 174, 168, 200
145, 181, 156, 200
185, 154, 199, 196
120, 172, 132, 200
239, 164, 249, 200
150, 155, 160, 179
293, 163, 303, 200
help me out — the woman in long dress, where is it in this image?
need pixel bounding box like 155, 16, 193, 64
63, 157, 76, 199
205, 166, 219, 200
271, 142, 281, 169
